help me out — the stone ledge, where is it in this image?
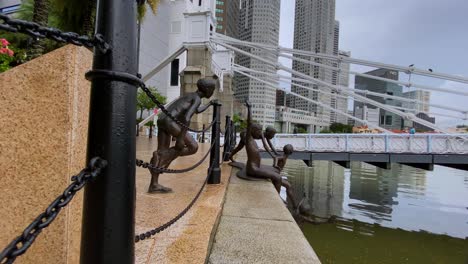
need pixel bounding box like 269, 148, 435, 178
208, 168, 321, 264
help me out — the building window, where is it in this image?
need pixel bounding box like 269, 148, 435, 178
170, 59, 179, 86
385, 115, 392, 125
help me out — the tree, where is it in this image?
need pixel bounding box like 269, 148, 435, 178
51, 0, 96, 36
232, 113, 247, 130
329, 123, 353, 133
29, 0, 50, 58
136, 86, 166, 120
137, 0, 160, 23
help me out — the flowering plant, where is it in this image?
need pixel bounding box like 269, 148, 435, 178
0, 38, 15, 73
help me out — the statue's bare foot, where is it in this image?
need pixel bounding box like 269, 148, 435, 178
297, 197, 312, 216
148, 184, 173, 194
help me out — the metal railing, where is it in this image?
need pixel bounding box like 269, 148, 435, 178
265, 134, 468, 154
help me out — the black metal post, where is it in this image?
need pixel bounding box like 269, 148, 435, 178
136, 124, 139, 136
208, 102, 222, 184
223, 115, 231, 161
231, 121, 236, 148
201, 124, 205, 143
149, 125, 153, 138
81, 0, 137, 263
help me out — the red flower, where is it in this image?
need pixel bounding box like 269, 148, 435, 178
0, 47, 14, 57
0, 38, 9, 47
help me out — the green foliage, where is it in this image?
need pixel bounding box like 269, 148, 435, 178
328, 123, 353, 133
232, 113, 247, 130
0, 38, 22, 73
297, 127, 308, 134
145, 121, 154, 127
137, 0, 160, 23
136, 86, 166, 119
320, 129, 331, 134
51, 0, 96, 36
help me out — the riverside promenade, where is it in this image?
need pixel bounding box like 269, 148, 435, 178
134, 137, 320, 263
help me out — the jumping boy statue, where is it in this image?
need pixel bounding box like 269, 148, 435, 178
148, 78, 217, 193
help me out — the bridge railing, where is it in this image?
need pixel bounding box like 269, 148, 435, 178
266, 134, 468, 154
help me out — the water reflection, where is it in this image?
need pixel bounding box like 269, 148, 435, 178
283, 160, 468, 239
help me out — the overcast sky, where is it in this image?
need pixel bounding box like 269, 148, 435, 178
279, 0, 468, 127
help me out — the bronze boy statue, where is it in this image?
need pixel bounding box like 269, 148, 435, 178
229, 126, 277, 163
148, 78, 217, 193
242, 100, 299, 209
274, 144, 294, 171
229, 125, 293, 171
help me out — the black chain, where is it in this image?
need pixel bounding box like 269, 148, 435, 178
136, 135, 217, 173
135, 160, 219, 243
0, 157, 107, 264
85, 70, 215, 133
0, 14, 110, 53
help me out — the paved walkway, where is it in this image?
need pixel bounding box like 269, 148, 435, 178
134, 136, 231, 264
208, 168, 321, 264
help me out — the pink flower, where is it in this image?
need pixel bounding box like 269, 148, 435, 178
7, 49, 14, 56
0, 38, 9, 47
0, 48, 7, 54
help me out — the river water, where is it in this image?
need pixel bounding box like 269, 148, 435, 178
281, 159, 468, 263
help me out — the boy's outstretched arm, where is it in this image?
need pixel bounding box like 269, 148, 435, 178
196, 99, 217, 114
245, 100, 252, 143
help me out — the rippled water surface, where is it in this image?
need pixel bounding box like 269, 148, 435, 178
281, 160, 468, 263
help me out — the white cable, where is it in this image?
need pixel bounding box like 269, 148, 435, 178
216, 40, 450, 133
212, 33, 468, 84
234, 69, 393, 133
276, 52, 468, 97
233, 64, 466, 114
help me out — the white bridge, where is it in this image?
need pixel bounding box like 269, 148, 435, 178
269, 133, 468, 154
257, 133, 468, 171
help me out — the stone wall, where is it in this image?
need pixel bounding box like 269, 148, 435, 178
181, 47, 235, 131
0, 45, 92, 264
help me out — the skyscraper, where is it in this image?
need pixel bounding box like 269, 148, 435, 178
235, 0, 281, 127
215, 0, 239, 38
288, 0, 338, 131
330, 50, 350, 125
354, 68, 403, 130
402, 90, 431, 113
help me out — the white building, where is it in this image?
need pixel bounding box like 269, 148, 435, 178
287, 0, 338, 132
330, 50, 350, 125
402, 90, 431, 113
354, 105, 379, 127
138, 0, 217, 103
0, 0, 21, 14
235, 0, 281, 128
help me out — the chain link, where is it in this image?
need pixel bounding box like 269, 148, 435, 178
135, 158, 219, 243
0, 14, 110, 53
0, 157, 107, 264
136, 135, 217, 173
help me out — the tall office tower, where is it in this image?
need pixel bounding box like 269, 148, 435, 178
289, 0, 337, 131
402, 90, 431, 113
354, 68, 404, 130
215, 0, 239, 38
330, 50, 350, 124
235, 0, 281, 127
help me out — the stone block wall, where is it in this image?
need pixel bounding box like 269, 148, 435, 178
0, 45, 92, 264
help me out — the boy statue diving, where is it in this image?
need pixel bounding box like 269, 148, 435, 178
148, 78, 217, 193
